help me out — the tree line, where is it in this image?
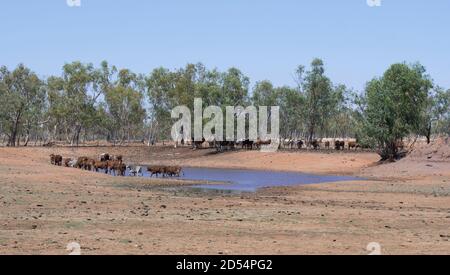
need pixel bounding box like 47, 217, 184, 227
1, 59, 449, 160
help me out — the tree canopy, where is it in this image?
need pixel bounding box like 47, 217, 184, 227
362, 63, 433, 160
0, 60, 448, 161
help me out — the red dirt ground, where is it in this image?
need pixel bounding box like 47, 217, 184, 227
0, 144, 449, 255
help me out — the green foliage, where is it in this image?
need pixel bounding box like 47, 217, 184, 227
252, 81, 278, 107
145, 64, 250, 140
296, 58, 344, 141
0, 64, 45, 146
47, 62, 98, 145
1, 60, 448, 149
422, 87, 450, 139
363, 63, 433, 160
104, 69, 146, 143
276, 86, 305, 138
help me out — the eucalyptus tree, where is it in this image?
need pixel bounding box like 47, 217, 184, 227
252, 80, 278, 107
324, 84, 354, 139
0, 64, 46, 146
422, 86, 450, 142
296, 59, 338, 142
47, 62, 98, 146
276, 86, 306, 139
363, 63, 432, 160
146, 67, 177, 141
145, 64, 251, 142
104, 68, 146, 144
220, 67, 250, 107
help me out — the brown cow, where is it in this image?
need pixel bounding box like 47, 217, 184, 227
93, 161, 109, 173
147, 166, 165, 177
324, 141, 331, 150
55, 155, 63, 166
50, 154, 56, 165
348, 141, 357, 150
75, 157, 89, 170
105, 160, 126, 176
50, 154, 63, 166
84, 159, 95, 171
309, 140, 320, 150
116, 162, 126, 176
164, 166, 183, 177
106, 160, 117, 175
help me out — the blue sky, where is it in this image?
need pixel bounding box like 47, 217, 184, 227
1, 0, 449, 91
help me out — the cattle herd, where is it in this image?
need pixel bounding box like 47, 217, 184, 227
196, 138, 369, 152
47, 139, 372, 178
49, 153, 183, 178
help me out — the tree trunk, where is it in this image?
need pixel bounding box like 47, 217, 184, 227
24, 134, 30, 147
308, 124, 315, 144
23, 125, 31, 147
426, 124, 432, 144
71, 125, 82, 147
9, 127, 18, 147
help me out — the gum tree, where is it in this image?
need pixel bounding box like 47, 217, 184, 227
363, 63, 432, 160
0, 64, 45, 146
296, 59, 337, 142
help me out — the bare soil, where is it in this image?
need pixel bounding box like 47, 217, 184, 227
0, 144, 449, 255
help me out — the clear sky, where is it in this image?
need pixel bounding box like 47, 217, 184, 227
1, 0, 449, 91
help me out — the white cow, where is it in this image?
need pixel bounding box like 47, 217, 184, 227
127, 165, 143, 177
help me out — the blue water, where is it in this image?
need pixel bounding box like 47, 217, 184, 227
103, 166, 361, 192
174, 167, 361, 192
